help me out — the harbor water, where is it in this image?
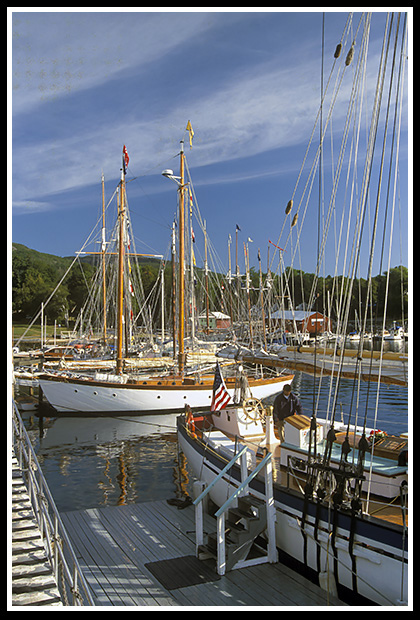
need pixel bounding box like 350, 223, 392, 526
16, 369, 408, 514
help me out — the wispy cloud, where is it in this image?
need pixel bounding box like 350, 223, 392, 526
12, 11, 219, 115
12, 11, 407, 218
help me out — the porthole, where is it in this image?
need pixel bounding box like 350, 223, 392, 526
112, 393, 117, 397
157, 395, 161, 399
183, 395, 187, 399
74, 389, 78, 393
93, 391, 98, 396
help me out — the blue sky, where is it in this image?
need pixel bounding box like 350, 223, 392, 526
10, 9, 411, 278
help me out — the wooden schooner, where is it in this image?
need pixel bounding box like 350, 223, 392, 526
38, 134, 293, 414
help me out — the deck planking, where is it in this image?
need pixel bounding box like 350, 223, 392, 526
61, 499, 346, 607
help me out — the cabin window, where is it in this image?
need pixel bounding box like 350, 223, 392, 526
93, 391, 98, 396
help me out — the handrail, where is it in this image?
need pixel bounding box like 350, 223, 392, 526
194, 442, 248, 555
214, 450, 273, 518
193, 431, 278, 575
12, 400, 95, 606
193, 443, 248, 506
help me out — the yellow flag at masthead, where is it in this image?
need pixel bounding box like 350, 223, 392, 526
186, 120, 194, 148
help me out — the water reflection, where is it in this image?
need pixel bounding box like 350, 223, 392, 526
28, 412, 191, 512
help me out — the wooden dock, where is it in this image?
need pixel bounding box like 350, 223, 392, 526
11, 451, 62, 607
61, 499, 346, 607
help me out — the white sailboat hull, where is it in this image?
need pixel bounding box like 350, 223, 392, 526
38, 373, 293, 414
178, 420, 408, 606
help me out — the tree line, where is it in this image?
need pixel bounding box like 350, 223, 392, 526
12, 243, 408, 328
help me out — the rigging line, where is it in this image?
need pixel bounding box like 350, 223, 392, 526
353, 12, 395, 430
366, 15, 407, 512
307, 14, 372, 316
268, 13, 356, 274
362, 12, 404, 407
271, 19, 372, 299
325, 14, 392, 422
279, 19, 366, 286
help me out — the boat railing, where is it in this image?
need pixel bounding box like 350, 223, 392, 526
12, 400, 95, 606
193, 443, 277, 575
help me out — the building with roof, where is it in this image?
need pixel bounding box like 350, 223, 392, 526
198, 311, 231, 330
270, 310, 331, 334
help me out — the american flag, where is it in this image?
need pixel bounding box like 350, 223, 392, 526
210, 363, 232, 411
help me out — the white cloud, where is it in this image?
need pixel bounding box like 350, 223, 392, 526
11, 11, 227, 115
12, 200, 54, 214
12, 11, 407, 215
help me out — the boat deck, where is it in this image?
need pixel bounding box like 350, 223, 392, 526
198, 424, 407, 529
61, 499, 346, 607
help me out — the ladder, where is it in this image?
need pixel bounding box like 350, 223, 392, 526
193, 447, 277, 575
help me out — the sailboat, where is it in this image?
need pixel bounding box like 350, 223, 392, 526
177, 12, 409, 606
38, 137, 293, 414
383, 321, 405, 341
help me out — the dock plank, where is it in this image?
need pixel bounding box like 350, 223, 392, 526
61, 500, 346, 607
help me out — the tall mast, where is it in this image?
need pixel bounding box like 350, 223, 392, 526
258, 248, 267, 350
171, 220, 177, 361
101, 173, 107, 344
244, 242, 253, 348
116, 166, 125, 375
178, 140, 186, 375
204, 220, 210, 333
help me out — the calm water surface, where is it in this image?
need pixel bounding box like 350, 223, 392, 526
19, 370, 408, 513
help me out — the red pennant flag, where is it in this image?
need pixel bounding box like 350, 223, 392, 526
123, 145, 129, 173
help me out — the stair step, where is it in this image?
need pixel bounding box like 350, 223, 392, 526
228, 507, 260, 522
238, 495, 265, 509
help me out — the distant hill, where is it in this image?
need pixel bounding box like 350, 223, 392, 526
11, 242, 164, 324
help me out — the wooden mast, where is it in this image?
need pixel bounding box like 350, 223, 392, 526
116, 165, 125, 375
244, 242, 254, 348
178, 140, 186, 375
204, 220, 210, 333
101, 173, 108, 344
258, 248, 267, 350
171, 220, 177, 361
